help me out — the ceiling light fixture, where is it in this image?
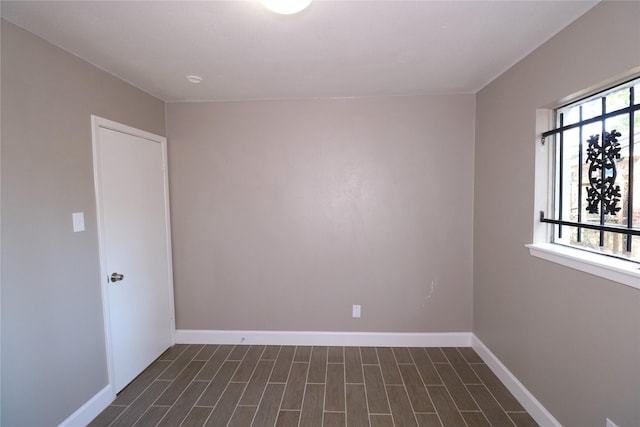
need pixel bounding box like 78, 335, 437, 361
260, 0, 312, 15
186, 75, 203, 84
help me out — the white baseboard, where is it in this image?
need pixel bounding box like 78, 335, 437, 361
606, 418, 620, 427
58, 385, 114, 427
471, 335, 562, 427
175, 329, 472, 347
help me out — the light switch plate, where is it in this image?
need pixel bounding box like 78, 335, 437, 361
72, 212, 85, 232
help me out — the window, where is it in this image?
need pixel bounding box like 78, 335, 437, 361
541, 77, 640, 260
528, 76, 640, 289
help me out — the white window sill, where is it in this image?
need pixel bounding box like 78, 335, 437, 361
526, 243, 640, 290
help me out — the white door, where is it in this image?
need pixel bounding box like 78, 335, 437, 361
92, 116, 175, 393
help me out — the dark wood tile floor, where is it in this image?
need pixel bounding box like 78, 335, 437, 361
89, 345, 538, 427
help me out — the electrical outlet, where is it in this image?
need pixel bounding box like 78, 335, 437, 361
352, 304, 361, 318
606, 418, 619, 427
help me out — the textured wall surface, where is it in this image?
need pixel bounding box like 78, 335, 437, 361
167, 96, 475, 333
474, 2, 640, 426
1, 21, 165, 426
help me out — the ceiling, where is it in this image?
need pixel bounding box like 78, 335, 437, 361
1, 0, 598, 102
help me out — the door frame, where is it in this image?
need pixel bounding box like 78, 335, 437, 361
91, 115, 176, 398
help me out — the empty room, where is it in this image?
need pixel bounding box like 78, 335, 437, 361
1, 1, 639, 426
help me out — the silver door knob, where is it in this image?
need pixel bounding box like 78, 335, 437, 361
110, 273, 124, 282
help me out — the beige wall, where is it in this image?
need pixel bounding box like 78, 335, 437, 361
474, 2, 640, 427
167, 96, 475, 333
1, 20, 165, 426
6, 2, 638, 425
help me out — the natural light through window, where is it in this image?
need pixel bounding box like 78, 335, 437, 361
541, 78, 640, 261
529, 75, 640, 289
